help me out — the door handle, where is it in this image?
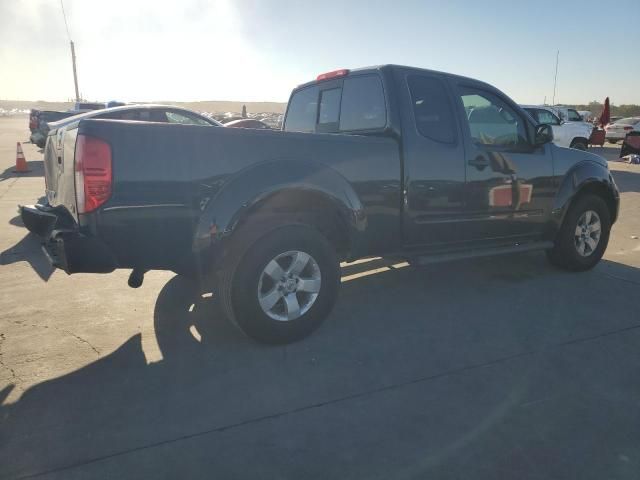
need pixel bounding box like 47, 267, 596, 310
469, 155, 489, 170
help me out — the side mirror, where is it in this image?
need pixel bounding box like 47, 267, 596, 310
534, 124, 554, 145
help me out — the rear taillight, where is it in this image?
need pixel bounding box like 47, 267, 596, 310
624, 126, 633, 130
75, 134, 112, 214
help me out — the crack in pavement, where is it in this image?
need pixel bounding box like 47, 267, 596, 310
58, 328, 101, 356
15, 323, 101, 357
13, 321, 640, 480
0, 177, 19, 200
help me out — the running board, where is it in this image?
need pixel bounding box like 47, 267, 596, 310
413, 241, 554, 266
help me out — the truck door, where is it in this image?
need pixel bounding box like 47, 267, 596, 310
397, 72, 467, 247
452, 83, 555, 240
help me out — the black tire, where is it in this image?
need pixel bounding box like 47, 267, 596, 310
570, 139, 588, 151
220, 225, 340, 344
608, 139, 618, 145
546, 194, 611, 271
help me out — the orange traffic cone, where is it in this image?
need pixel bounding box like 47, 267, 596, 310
13, 142, 30, 173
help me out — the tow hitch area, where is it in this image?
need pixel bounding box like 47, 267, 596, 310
128, 269, 146, 288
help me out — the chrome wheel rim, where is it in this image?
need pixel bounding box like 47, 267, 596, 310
574, 210, 602, 257
257, 250, 321, 321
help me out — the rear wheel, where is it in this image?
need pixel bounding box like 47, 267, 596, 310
546, 194, 611, 271
220, 225, 340, 344
608, 139, 618, 144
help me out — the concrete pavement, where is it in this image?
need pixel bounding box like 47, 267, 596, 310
1, 116, 639, 479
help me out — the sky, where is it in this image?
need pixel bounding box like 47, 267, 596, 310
1, 0, 639, 105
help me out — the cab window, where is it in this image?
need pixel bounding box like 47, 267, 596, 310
459, 88, 528, 147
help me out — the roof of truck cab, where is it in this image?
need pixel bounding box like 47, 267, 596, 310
293, 64, 495, 91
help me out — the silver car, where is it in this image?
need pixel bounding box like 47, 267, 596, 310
605, 117, 640, 143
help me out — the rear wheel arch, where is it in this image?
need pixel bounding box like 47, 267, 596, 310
226, 188, 354, 261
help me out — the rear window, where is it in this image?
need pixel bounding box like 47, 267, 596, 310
318, 88, 341, 125
617, 117, 640, 125
284, 74, 386, 133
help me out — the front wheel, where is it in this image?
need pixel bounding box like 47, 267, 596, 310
570, 139, 588, 151
220, 225, 340, 344
546, 194, 611, 271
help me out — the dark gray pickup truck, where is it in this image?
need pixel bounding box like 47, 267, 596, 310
21, 65, 619, 344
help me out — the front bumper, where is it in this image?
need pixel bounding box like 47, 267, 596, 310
20, 204, 117, 274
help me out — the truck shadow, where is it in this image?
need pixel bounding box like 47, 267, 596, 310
0, 160, 44, 181
1, 255, 639, 478
0, 232, 54, 281
609, 168, 640, 193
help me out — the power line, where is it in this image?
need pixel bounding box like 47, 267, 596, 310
60, 0, 72, 41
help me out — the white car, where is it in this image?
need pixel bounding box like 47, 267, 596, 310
521, 105, 592, 150
605, 117, 640, 144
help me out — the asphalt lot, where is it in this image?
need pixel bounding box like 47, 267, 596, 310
1, 115, 639, 479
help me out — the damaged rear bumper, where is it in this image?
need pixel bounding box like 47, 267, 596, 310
19, 204, 117, 274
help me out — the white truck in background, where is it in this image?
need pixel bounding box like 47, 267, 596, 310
521, 105, 593, 150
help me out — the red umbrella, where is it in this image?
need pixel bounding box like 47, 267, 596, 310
599, 97, 610, 127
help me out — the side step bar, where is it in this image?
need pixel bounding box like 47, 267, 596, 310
413, 241, 554, 266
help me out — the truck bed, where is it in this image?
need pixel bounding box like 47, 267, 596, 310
49, 119, 402, 270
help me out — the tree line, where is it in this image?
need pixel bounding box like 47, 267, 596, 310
566, 101, 640, 118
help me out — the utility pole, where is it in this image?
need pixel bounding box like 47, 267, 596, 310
552, 50, 559, 106
70, 41, 80, 102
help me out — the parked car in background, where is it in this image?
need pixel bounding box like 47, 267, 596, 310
29, 110, 78, 147
552, 106, 587, 123
224, 118, 271, 129
605, 117, 640, 143
42, 104, 222, 190
71, 102, 106, 113
521, 105, 592, 150
22, 65, 619, 344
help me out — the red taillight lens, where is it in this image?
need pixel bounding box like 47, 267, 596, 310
623, 126, 633, 130
75, 134, 112, 214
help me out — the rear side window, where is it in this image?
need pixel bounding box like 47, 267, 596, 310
318, 88, 341, 125
407, 75, 456, 143
339, 75, 386, 131
284, 86, 319, 133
